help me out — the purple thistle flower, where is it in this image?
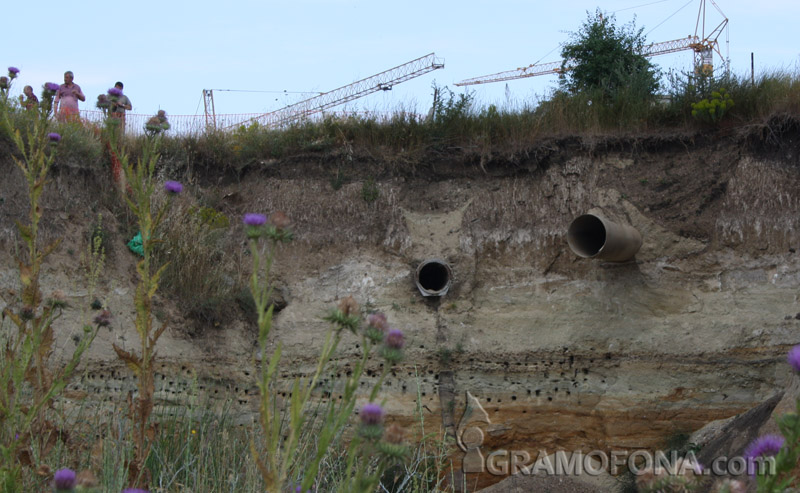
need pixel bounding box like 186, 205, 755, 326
164, 180, 183, 194
385, 329, 405, 349
45, 82, 60, 92
8, 67, 19, 78
93, 309, 112, 327
367, 312, 389, 332
53, 468, 77, 490
788, 345, 800, 372
108, 87, 123, 97
744, 434, 784, 475
243, 213, 268, 226
745, 434, 784, 458
360, 403, 384, 425
48, 132, 61, 143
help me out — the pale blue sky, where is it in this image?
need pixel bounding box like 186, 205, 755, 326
4, 0, 799, 119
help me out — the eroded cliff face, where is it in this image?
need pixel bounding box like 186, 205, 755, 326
1, 125, 799, 490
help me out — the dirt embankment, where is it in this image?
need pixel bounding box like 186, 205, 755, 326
1, 118, 799, 490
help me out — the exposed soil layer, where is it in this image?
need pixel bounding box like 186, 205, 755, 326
2, 119, 800, 490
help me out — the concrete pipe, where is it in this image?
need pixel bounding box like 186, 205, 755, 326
567, 214, 642, 262
415, 259, 452, 297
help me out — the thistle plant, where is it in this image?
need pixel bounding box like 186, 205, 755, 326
746, 345, 800, 492
111, 138, 181, 488
245, 213, 408, 492
0, 66, 19, 104
144, 110, 169, 137
0, 67, 103, 490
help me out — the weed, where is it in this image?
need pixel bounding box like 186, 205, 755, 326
112, 134, 181, 487
245, 214, 407, 491
437, 348, 454, 365
151, 200, 237, 329
89, 214, 110, 254
361, 177, 380, 203
331, 168, 345, 190
692, 88, 734, 124
0, 77, 104, 489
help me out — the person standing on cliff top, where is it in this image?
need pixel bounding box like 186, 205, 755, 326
54, 71, 85, 122
109, 81, 132, 133
19, 85, 39, 110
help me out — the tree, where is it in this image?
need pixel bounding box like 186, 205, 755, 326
559, 9, 659, 97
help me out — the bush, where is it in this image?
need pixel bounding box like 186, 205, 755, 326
692, 88, 735, 124
151, 199, 238, 329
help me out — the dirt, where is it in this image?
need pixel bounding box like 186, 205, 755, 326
2, 118, 800, 491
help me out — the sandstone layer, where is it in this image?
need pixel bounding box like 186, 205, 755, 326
1, 125, 799, 490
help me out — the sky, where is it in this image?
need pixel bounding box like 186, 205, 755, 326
4, 0, 799, 121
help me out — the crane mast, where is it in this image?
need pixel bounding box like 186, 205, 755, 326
202, 89, 217, 130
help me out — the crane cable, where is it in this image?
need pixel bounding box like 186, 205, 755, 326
533, 0, 691, 68
207, 89, 323, 95
645, 0, 694, 37
613, 0, 672, 14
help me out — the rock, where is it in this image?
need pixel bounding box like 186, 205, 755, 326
476, 473, 606, 493
694, 392, 784, 471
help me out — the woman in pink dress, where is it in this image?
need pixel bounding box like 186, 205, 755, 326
54, 71, 85, 122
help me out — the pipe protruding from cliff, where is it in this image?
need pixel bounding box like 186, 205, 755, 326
415, 259, 452, 297
567, 214, 642, 262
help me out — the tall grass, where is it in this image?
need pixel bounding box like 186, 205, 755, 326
150, 197, 239, 330
110, 69, 800, 173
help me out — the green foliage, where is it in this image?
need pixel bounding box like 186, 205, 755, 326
428, 83, 476, 143
107, 70, 797, 166
247, 214, 408, 491
152, 200, 236, 329
361, 177, 380, 203
330, 168, 345, 190
691, 88, 735, 124
89, 214, 110, 254
50, 120, 104, 167
114, 135, 181, 487
754, 388, 800, 491
144, 110, 170, 137
559, 9, 659, 99
0, 84, 103, 489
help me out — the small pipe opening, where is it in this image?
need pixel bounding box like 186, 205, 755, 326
415, 259, 452, 297
567, 215, 607, 258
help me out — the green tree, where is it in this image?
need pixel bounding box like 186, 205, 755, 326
559, 9, 659, 97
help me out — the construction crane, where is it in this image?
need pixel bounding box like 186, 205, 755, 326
202, 89, 216, 130
204, 53, 444, 130
455, 0, 728, 87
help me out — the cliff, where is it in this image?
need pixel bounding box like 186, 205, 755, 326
1, 116, 799, 490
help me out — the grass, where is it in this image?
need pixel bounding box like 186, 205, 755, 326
4, 70, 794, 178
100, 69, 800, 172
12, 378, 458, 492
150, 196, 242, 331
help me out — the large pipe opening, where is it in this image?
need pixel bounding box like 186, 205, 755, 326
567, 214, 642, 262
415, 259, 452, 297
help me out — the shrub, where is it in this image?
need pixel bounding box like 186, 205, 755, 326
692, 88, 735, 124
152, 201, 237, 329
